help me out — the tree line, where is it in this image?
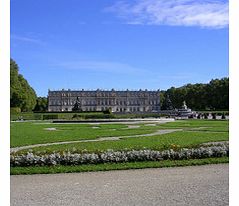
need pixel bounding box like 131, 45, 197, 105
160, 77, 229, 111
10, 58, 229, 112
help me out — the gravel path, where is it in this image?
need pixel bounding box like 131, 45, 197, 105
11, 164, 229, 206
10, 129, 182, 153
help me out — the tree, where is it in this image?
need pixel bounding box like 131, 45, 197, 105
33, 97, 48, 112
10, 59, 37, 111
159, 91, 166, 109
206, 78, 229, 110
161, 77, 229, 111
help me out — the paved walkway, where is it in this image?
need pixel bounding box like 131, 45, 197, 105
10, 129, 182, 153
11, 164, 229, 206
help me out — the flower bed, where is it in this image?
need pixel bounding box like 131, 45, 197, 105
10, 145, 229, 167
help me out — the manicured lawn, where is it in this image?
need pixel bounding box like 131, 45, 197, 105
10, 120, 229, 175
11, 122, 158, 147
10, 157, 229, 175
11, 120, 228, 149
156, 119, 228, 130
19, 130, 228, 154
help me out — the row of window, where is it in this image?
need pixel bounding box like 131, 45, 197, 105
61, 106, 159, 112
50, 92, 159, 97
49, 100, 159, 106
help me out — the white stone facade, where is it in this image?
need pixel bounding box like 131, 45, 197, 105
48, 89, 161, 113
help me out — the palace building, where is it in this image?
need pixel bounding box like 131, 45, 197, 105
48, 89, 161, 113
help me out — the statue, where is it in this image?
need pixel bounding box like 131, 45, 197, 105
177, 100, 194, 118
165, 94, 174, 110
72, 97, 82, 112
182, 101, 187, 110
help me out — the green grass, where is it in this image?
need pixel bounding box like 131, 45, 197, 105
20, 130, 228, 154
11, 119, 229, 174
11, 122, 160, 147
10, 157, 229, 175
156, 119, 228, 129
11, 120, 229, 175
11, 119, 228, 148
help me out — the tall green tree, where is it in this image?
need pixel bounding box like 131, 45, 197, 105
161, 77, 229, 111
33, 97, 48, 112
10, 59, 37, 111
206, 78, 229, 110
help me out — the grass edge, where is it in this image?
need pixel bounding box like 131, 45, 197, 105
11, 157, 229, 175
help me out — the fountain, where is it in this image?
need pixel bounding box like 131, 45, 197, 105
176, 101, 195, 118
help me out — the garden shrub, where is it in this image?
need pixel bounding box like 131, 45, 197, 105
43, 114, 58, 120
33, 114, 42, 120
10, 107, 21, 114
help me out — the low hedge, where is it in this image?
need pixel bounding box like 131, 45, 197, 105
43, 114, 59, 120
10, 107, 21, 114
11, 113, 42, 121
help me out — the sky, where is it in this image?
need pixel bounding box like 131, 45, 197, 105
10, 0, 229, 97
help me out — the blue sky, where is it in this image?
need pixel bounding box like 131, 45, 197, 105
10, 0, 229, 97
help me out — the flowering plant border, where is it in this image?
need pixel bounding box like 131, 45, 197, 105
10, 144, 229, 167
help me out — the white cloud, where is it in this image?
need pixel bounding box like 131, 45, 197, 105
11, 34, 45, 45
105, 0, 228, 28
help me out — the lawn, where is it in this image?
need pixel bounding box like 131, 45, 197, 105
11, 119, 229, 154
18, 130, 228, 154
11, 119, 229, 174
11, 119, 228, 148
156, 119, 228, 130
11, 122, 159, 147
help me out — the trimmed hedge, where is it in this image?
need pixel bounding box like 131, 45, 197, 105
43, 114, 59, 120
